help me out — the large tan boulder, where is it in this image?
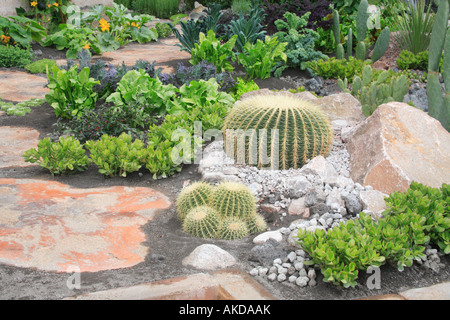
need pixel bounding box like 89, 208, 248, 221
347, 102, 450, 194
310, 93, 365, 124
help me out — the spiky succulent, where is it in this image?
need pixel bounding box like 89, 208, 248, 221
217, 217, 250, 240
176, 181, 214, 220
210, 181, 257, 219
246, 213, 267, 234
182, 206, 221, 239
223, 90, 332, 170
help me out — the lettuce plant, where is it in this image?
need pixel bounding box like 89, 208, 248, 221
168, 78, 235, 114
45, 64, 100, 119
106, 69, 177, 116
190, 30, 237, 73
23, 136, 90, 175
237, 36, 287, 79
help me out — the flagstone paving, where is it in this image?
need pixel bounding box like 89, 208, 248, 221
0, 71, 49, 102
0, 126, 40, 168
0, 178, 171, 273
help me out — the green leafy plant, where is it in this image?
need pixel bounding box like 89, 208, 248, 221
189, 30, 237, 73
25, 58, 57, 74
106, 69, 177, 116
154, 22, 173, 38
273, 11, 328, 70
23, 136, 90, 175
168, 78, 235, 114
226, 6, 266, 54
223, 91, 333, 170
41, 23, 102, 59
305, 56, 370, 82
426, 0, 449, 131
237, 36, 288, 79
0, 15, 46, 48
0, 44, 33, 68
384, 182, 450, 254
0, 98, 44, 116
45, 64, 100, 119
169, 4, 224, 54
85, 132, 147, 177
231, 77, 260, 100
393, 0, 435, 54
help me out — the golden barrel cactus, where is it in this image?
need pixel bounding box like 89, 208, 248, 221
223, 90, 332, 170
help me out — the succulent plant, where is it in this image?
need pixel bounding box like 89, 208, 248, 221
332, 1, 390, 62
176, 181, 215, 220
223, 91, 333, 170
427, 0, 449, 131
217, 216, 250, 240
246, 213, 268, 234
210, 181, 257, 219
182, 206, 221, 239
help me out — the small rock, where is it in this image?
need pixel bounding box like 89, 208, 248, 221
253, 230, 283, 244
295, 276, 309, 287
268, 273, 277, 281
288, 275, 298, 283
277, 273, 287, 282
182, 244, 236, 270
259, 267, 268, 276
287, 251, 297, 262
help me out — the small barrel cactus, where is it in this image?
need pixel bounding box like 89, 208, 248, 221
223, 90, 332, 170
210, 181, 257, 219
217, 217, 250, 240
182, 206, 221, 239
176, 181, 214, 220
247, 213, 267, 234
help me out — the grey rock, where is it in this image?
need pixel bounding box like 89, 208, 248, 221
296, 276, 309, 287
341, 192, 362, 216
277, 273, 287, 282
248, 238, 286, 266
268, 273, 277, 281
182, 244, 236, 270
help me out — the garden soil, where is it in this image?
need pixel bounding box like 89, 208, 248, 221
0, 43, 448, 301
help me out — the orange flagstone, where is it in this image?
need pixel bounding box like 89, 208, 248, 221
0, 178, 171, 273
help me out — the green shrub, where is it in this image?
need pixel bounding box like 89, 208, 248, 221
305, 56, 369, 81
237, 36, 287, 79
133, 0, 179, 18
154, 22, 173, 38
25, 59, 57, 74
0, 45, 33, 68
384, 182, 450, 254
273, 11, 328, 70
46, 64, 100, 119
23, 136, 90, 175
297, 182, 449, 288
85, 133, 147, 177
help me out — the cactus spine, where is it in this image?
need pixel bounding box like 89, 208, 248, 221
223, 91, 333, 170
350, 65, 410, 116
211, 181, 257, 219
427, 0, 449, 131
182, 206, 221, 239
176, 181, 267, 239
333, 1, 389, 62
217, 217, 250, 240
176, 181, 214, 220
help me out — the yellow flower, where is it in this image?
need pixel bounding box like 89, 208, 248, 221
30, 1, 37, 7
131, 22, 136, 27
48, 4, 51, 8
83, 43, 90, 50
53, 2, 59, 6
99, 18, 110, 32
